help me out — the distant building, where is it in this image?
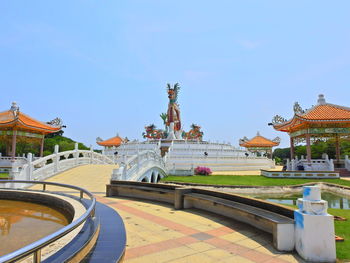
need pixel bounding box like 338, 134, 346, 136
239, 132, 280, 158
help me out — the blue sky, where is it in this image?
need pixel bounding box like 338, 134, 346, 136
1, 1, 350, 148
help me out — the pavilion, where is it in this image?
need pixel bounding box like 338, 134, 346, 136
239, 132, 280, 158
271, 94, 350, 173
0, 102, 62, 160
96, 134, 126, 156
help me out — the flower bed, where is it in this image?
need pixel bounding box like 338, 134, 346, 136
194, 166, 212, 176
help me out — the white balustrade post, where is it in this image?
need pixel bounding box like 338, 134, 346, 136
286, 159, 290, 171
90, 147, 93, 164
137, 152, 140, 172
27, 153, 33, 180
75, 143, 79, 165
329, 159, 334, 171
54, 145, 59, 173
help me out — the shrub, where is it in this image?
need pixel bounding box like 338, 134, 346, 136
194, 166, 212, 176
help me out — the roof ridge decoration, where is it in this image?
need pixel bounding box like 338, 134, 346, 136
293, 102, 305, 115
10, 101, 19, 118
272, 115, 287, 125
318, 94, 326, 105
46, 117, 63, 128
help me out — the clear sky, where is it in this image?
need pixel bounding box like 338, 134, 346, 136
1, 1, 350, 149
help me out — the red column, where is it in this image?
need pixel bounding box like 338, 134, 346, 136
11, 130, 17, 161
40, 135, 45, 157
290, 137, 295, 160
335, 134, 341, 163
306, 134, 312, 163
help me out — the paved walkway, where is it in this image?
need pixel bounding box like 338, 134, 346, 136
37, 165, 304, 263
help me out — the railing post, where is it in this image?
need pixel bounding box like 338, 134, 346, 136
75, 143, 79, 165
90, 146, 93, 164
137, 152, 140, 172
33, 249, 41, 263
27, 153, 33, 180
54, 145, 59, 173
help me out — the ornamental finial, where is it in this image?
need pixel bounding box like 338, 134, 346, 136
256, 131, 260, 136
318, 94, 326, 105
10, 101, 19, 111
10, 101, 19, 117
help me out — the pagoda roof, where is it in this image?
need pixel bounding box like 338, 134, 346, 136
0, 102, 62, 134
239, 132, 280, 148
97, 135, 123, 147
273, 95, 350, 132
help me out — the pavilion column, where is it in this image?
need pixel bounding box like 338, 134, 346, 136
290, 137, 295, 160
335, 134, 341, 163
11, 130, 17, 161
306, 134, 312, 163
40, 135, 45, 157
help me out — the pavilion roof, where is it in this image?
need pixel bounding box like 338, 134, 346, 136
97, 135, 123, 147
0, 102, 62, 134
239, 132, 280, 148
272, 95, 350, 132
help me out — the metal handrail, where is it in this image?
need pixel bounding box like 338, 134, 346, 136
0, 180, 96, 263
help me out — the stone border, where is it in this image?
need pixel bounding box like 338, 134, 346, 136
261, 169, 340, 179
163, 181, 350, 197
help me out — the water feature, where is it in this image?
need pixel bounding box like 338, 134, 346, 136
0, 200, 69, 256
250, 192, 350, 210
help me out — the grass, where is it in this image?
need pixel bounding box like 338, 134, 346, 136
161, 175, 350, 187
0, 173, 9, 179
161, 175, 350, 261
329, 208, 350, 261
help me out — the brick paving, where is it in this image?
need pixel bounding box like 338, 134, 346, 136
36, 165, 305, 263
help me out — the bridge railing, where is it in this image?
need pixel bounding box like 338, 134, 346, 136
9, 143, 114, 186
112, 150, 166, 181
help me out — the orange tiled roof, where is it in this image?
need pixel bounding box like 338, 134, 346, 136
97, 136, 123, 147
0, 104, 61, 134
239, 134, 279, 148
300, 104, 350, 120
273, 95, 350, 132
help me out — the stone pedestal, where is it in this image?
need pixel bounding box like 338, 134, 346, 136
294, 186, 336, 262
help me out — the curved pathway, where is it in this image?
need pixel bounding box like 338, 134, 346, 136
36, 165, 304, 263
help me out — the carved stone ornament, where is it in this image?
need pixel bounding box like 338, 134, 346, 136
273, 136, 281, 143
47, 117, 63, 127
293, 102, 304, 114
96, 137, 103, 142
272, 115, 287, 124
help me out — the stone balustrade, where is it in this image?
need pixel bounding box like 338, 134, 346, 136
287, 156, 334, 171
112, 150, 166, 182
7, 143, 114, 187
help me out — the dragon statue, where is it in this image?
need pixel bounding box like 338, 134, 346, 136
142, 124, 165, 140
166, 83, 182, 139
183, 124, 204, 141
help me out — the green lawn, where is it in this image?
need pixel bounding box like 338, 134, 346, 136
162, 175, 350, 187
0, 173, 9, 179
329, 208, 350, 261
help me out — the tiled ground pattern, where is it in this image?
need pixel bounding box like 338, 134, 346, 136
36, 165, 305, 263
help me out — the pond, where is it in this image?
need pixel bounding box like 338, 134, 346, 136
250, 192, 350, 210
0, 200, 69, 256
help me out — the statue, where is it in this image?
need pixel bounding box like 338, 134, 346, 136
293, 102, 304, 115
272, 115, 287, 124
47, 117, 63, 127
184, 124, 204, 141
142, 124, 164, 140
166, 83, 183, 139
